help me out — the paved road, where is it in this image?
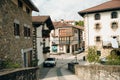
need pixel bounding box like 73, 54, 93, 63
39, 53, 86, 80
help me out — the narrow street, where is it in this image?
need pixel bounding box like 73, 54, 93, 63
39, 53, 86, 80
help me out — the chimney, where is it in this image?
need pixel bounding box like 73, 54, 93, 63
60, 19, 64, 23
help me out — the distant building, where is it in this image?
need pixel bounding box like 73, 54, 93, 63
50, 21, 84, 54
78, 0, 120, 57
32, 16, 54, 66
0, 0, 39, 67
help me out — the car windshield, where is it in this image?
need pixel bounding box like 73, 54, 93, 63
46, 58, 55, 61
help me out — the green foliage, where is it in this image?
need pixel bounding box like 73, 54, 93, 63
105, 51, 120, 65
75, 21, 84, 26
32, 59, 39, 67
87, 47, 100, 64
2, 59, 21, 69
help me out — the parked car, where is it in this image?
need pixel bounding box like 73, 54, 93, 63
43, 58, 56, 67
100, 57, 108, 63
74, 48, 84, 54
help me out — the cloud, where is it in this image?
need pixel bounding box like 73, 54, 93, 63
32, 0, 109, 21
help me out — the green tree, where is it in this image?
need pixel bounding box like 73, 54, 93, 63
87, 47, 100, 64
75, 21, 84, 26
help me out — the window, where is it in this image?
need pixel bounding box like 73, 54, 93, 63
111, 12, 118, 19
95, 23, 101, 30
24, 26, 27, 37
14, 23, 20, 36
111, 22, 118, 30
24, 26, 31, 37
96, 36, 101, 42
74, 29, 77, 33
28, 28, 30, 37
95, 13, 100, 20
26, 7, 30, 14
18, 0, 23, 8
97, 51, 101, 56
0, 18, 2, 28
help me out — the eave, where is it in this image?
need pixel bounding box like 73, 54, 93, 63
78, 7, 120, 17
23, 0, 39, 12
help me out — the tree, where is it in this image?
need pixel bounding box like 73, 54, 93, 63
75, 20, 84, 26
87, 47, 100, 64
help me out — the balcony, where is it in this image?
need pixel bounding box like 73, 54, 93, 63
42, 30, 50, 38
59, 41, 70, 45
102, 41, 112, 48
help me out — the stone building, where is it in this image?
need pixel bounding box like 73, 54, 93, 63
0, 0, 39, 67
50, 21, 84, 54
78, 0, 120, 57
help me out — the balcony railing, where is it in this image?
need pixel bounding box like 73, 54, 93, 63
59, 41, 70, 45
102, 41, 112, 48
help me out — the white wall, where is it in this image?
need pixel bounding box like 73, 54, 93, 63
36, 25, 44, 65
84, 10, 120, 56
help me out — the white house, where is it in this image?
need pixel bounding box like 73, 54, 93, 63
32, 16, 54, 66
50, 21, 84, 54
78, 0, 120, 57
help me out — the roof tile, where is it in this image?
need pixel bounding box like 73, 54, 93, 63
79, 0, 120, 16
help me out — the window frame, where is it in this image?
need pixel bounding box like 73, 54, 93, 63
96, 36, 101, 42
94, 23, 101, 30
94, 13, 100, 20
111, 22, 118, 30
14, 23, 20, 36
18, 0, 23, 8
26, 7, 31, 14
111, 12, 118, 19
24, 25, 31, 37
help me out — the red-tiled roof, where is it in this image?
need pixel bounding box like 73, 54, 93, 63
53, 22, 83, 30
32, 16, 50, 23
32, 16, 54, 30
78, 0, 120, 16
53, 22, 73, 28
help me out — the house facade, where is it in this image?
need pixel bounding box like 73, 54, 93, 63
0, 0, 39, 67
32, 16, 54, 66
78, 0, 120, 57
50, 21, 83, 54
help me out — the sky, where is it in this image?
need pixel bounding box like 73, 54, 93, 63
32, 0, 109, 21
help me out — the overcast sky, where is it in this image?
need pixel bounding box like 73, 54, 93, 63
32, 0, 109, 21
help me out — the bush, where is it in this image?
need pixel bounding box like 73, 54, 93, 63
99, 49, 120, 65
32, 59, 39, 67
105, 51, 120, 65
87, 47, 100, 64
1, 59, 21, 69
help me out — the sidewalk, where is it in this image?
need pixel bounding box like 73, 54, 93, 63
59, 53, 86, 80
60, 65, 80, 80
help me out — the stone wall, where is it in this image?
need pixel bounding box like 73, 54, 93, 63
0, 67, 39, 80
0, 0, 33, 66
75, 65, 120, 80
